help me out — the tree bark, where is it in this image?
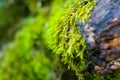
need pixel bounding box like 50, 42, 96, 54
85, 0, 120, 74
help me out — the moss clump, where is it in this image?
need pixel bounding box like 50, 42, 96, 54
48, 0, 96, 79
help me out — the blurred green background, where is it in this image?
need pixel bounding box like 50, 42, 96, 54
0, 0, 78, 80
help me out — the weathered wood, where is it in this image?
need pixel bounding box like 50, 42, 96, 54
85, 0, 120, 74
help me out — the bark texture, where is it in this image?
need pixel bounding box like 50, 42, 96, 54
86, 0, 120, 74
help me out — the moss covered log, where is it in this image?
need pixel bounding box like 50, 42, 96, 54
1, 0, 120, 80
48, 0, 120, 80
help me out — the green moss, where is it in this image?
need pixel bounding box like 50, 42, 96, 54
82, 71, 120, 80
48, 0, 96, 79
